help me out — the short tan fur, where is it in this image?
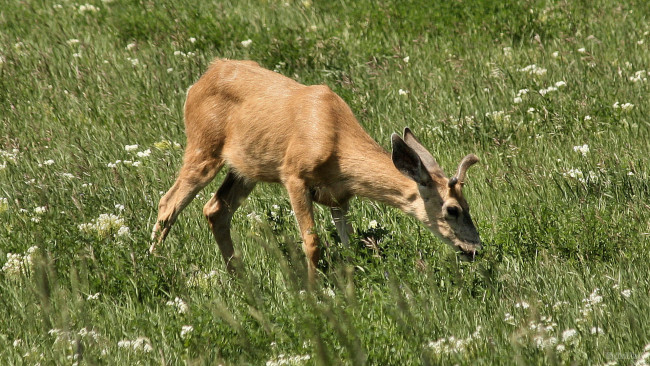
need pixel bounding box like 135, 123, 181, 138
151, 59, 482, 280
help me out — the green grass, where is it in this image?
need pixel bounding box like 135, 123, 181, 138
1, 0, 649, 364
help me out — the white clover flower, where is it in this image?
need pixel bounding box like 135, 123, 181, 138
78, 213, 125, 238
502, 47, 512, 58
621, 289, 632, 298
403, 56, 410, 63
131, 161, 141, 167
126, 57, 139, 66
180, 325, 193, 338
514, 97, 522, 104
555, 81, 566, 87
577, 47, 586, 53
166, 297, 189, 314
368, 220, 378, 229
34, 206, 47, 215
515, 301, 530, 309
621, 103, 634, 111
629, 70, 647, 83
564, 168, 585, 182
43, 159, 55, 166
189, 37, 196, 43
241, 39, 253, 47
119, 337, 152, 352
527, 107, 536, 114
518, 64, 547, 76
86, 292, 101, 300
398, 89, 409, 96
551, 51, 559, 58
12, 339, 22, 347
116, 226, 130, 237
167, 67, 173, 73
136, 149, 151, 158
115, 204, 125, 211
504, 312, 515, 323
125, 42, 136, 51
562, 329, 578, 342
573, 144, 589, 156
584, 115, 592, 121
590, 327, 604, 335
266, 354, 311, 366
556, 344, 565, 352
107, 162, 117, 168
79, 4, 100, 14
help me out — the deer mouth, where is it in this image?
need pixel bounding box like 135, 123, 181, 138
454, 241, 481, 261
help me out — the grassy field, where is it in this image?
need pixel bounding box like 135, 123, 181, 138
1, 0, 649, 364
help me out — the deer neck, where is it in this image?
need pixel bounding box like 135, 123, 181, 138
342, 141, 421, 216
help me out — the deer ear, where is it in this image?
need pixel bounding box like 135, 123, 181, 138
391, 133, 433, 186
402, 127, 443, 177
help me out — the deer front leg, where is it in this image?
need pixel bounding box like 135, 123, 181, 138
284, 177, 320, 283
203, 171, 256, 273
331, 205, 353, 246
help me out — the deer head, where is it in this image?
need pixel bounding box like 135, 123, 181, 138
391, 128, 481, 260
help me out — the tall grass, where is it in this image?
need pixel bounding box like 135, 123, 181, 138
1, 0, 649, 364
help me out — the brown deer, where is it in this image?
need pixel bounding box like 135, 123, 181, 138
151, 59, 481, 280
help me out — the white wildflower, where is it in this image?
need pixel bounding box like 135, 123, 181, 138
551, 51, 559, 58
515, 301, 530, 309
368, 220, 378, 229
189, 37, 196, 43
166, 297, 189, 314
86, 292, 100, 300
78, 213, 125, 238
518, 64, 547, 76
573, 144, 589, 156
241, 39, 253, 48
621, 289, 632, 298
67, 39, 80, 46
125, 42, 136, 51
398, 89, 409, 96
503, 47, 512, 58
79, 4, 100, 14
577, 47, 586, 53
562, 329, 578, 342
116, 226, 130, 237
504, 312, 515, 323
403, 56, 410, 63
584, 115, 592, 121
180, 325, 193, 338
514, 97, 522, 103
266, 354, 311, 366
167, 67, 173, 73
556, 344, 565, 352
621, 103, 634, 111
590, 327, 604, 335
136, 149, 151, 158
34, 206, 47, 215
43, 159, 55, 166
126, 57, 139, 66
13, 339, 22, 347
118, 337, 152, 352
555, 81, 566, 87
629, 70, 647, 83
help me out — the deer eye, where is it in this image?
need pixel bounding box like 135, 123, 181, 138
446, 206, 460, 218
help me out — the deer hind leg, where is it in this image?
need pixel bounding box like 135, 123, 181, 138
284, 176, 320, 282
331, 205, 354, 247
150, 151, 224, 252
203, 170, 256, 272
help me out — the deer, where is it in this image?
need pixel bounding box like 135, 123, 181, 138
150, 59, 482, 281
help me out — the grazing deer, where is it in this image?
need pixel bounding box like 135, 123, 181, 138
151, 59, 481, 280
